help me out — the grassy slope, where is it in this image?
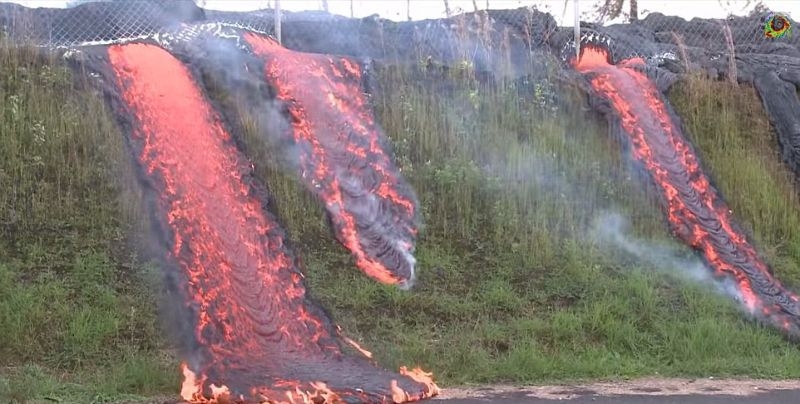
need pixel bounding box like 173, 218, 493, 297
2, 44, 800, 402
271, 67, 800, 384
0, 46, 177, 403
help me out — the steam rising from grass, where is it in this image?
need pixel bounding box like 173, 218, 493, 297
591, 211, 747, 304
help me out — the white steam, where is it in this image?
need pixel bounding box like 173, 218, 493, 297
590, 211, 749, 310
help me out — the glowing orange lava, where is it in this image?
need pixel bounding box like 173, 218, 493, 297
105, 42, 437, 403
574, 45, 800, 335
242, 32, 419, 288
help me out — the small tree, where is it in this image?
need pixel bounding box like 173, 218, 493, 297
745, 1, 769, 17
589, 0, 639, 23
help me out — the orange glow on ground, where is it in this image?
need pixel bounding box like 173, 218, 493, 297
243, 32, 419, 288
573, 45, 800, 334
106, 42, 437, 403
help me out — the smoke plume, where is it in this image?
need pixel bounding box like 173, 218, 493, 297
591, 211, 747, 303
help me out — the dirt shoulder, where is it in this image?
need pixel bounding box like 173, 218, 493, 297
433, 377, 800, 400
102, 377, 800, 403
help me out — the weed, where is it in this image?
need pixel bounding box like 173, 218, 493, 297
3, 35, 800, 402
0, 43, 170, 402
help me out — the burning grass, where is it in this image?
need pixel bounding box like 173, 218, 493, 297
3, 41, 800, 402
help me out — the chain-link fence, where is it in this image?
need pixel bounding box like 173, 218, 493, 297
0, 0, 795, 62
0, 0, 275, 46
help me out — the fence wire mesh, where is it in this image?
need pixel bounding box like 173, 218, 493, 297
0, 0, 795, 61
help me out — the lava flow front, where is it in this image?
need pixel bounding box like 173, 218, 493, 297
101, 42, 437, 403
242, 32, 419, 289
574, 45, 800, 337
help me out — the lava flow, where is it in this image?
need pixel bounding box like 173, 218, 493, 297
242, 32, 419, 289
101, 42, 438, 403
573, 45, 800, 337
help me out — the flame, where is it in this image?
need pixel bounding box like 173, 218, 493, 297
389, 367, 440, 404
342, 337, 374, 359
105, 42, 437, 403
181, 363, 240, 403
574, 46, 800, 336
345, 338, 374, 359
181, 362, 203, 401
335, 325, 374, 359
242, 32, 419, 288
400, 367, 440, 398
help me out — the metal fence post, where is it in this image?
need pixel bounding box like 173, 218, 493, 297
5, 0, 771, 56
274, 0, 281, 44
574, 0, 580, 61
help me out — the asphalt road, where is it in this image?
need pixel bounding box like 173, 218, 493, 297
435, 389, 800, 403
141, 380, 800, 403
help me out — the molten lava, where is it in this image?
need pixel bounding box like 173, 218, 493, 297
242, 32, 419, 289
574, 45, 800, 337
103, 42, 438, 403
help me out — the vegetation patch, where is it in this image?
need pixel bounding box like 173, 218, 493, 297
2, 45, 800, 403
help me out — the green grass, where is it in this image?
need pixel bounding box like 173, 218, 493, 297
248, 65, 800, 385
0, 45, 177, 403
3, 42, 800, 402
670, 75, 800, 285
